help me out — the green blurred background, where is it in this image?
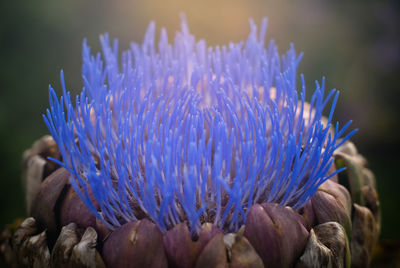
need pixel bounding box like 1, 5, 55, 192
1, 0, 399, 245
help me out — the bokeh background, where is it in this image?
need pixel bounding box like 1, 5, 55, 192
1, 0, 399, 255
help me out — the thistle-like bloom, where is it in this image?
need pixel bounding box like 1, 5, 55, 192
44, 17, 356, 235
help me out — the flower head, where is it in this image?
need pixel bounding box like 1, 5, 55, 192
44, 16, 356, 235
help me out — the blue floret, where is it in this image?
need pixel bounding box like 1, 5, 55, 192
44, 16, 356, 234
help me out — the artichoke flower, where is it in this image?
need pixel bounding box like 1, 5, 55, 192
0, 17, 380, 268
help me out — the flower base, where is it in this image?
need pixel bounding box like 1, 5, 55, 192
0, 136, 380, 267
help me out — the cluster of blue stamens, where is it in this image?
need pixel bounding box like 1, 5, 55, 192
44, 17, 356, 234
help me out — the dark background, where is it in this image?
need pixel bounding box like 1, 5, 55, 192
1, 0, 399, 244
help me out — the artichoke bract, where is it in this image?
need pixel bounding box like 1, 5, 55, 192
1, 16, 380, 267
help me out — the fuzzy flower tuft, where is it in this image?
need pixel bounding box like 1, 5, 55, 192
44, 16, 356, 235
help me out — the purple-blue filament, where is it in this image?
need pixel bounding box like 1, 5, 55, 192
44, 17, 356, 235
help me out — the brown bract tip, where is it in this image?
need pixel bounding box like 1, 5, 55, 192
102, 219, 168, 268
244, 203, 308, 267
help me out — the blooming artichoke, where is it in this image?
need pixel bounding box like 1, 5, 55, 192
0, 17, 380, 267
